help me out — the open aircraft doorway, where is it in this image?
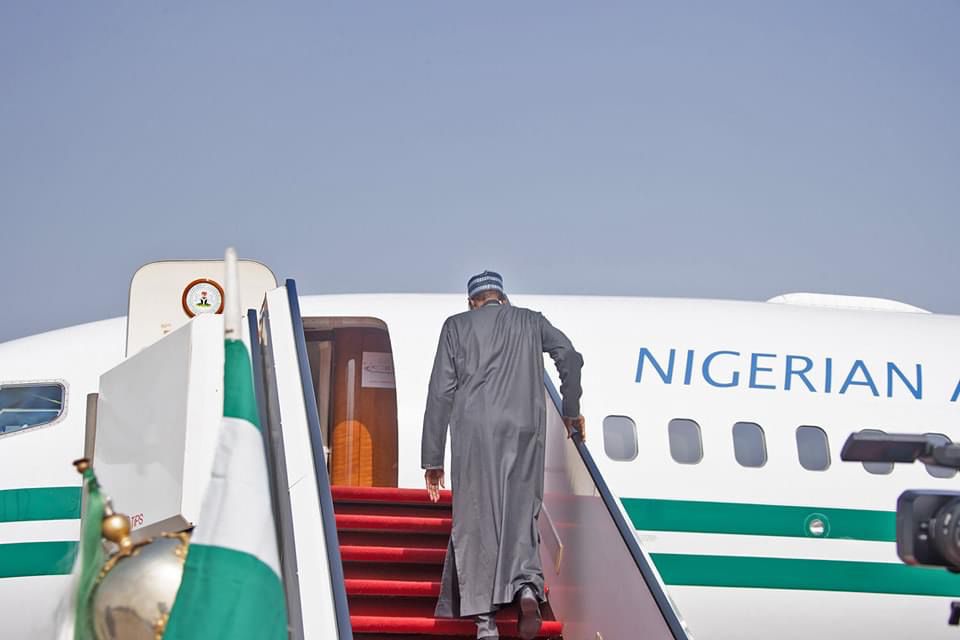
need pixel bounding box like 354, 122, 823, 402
303, 317, 399, 488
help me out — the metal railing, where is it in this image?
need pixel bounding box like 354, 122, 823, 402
250, 306, 305, 639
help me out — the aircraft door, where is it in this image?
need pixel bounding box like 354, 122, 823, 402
326, 326, 398, 487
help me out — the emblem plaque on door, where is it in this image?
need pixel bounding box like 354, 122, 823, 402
181, 278, 225, 317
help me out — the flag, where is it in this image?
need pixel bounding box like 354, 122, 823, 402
163, 250, 287, 639
54, 461, 107, 640
163, 336, 287, 639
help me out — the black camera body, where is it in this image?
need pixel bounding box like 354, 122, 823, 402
841, 432, 960, 626
897, 490, 960, 570
842, 432, 960, 571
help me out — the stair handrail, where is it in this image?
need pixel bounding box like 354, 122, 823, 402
248, 307, 306, 638
286, 280, 355, 640
544, 373, 689, 640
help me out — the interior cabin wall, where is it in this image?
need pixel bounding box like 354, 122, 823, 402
305, 323, 399, 488
306, 338, 333, 455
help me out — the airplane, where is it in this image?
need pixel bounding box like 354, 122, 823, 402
2, 258, 959, 639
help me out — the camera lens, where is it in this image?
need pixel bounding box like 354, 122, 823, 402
931, 497, 960, 568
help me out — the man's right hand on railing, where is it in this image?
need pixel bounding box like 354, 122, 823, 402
563, 415, 586, 442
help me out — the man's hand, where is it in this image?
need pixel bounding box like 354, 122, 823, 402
425, 468, 445, 503
563, 415, 586, 442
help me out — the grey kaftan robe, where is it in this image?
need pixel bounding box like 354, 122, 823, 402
421, 302, 583, 618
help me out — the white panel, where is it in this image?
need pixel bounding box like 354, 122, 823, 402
127, 259, 276, 355
669, 586, 956, 640
0, 575, 72, 639
0, 519, 80, 543
538, 390, 681, 640
94, 315, 224, 540
637, 530, 901, 563
263, 286, 338, 640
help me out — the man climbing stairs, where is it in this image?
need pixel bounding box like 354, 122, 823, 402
332, 486, 564, 639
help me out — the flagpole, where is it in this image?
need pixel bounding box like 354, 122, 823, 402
224, 247, 241, 340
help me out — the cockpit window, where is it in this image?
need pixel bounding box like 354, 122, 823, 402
0, 383, 66, 435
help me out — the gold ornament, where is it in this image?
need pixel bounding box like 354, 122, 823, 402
91, 532, 191, 640
72, 461, 192, 640
101, 511, 135, 555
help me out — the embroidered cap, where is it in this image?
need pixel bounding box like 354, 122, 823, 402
467, 270, 504, 298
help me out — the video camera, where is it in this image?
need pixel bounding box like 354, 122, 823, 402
841, 432, 960, 571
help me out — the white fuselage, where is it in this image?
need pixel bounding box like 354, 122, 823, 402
2, 293, 958, 639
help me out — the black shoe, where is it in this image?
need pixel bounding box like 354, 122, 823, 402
517, 586, 542, 640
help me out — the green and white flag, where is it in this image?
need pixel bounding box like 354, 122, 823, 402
53, 461, 108, 640
164, 249, 287, 639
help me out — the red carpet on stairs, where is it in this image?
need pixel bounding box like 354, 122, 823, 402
332, 485, 564, 639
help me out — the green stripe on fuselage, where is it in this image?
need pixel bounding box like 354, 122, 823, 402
0, 487, 81, 523
0, 488, 80, 578
622, 497, 895, 541
652, 553, 960, 597
620, 498, 953, 596
0, 541, 76, 578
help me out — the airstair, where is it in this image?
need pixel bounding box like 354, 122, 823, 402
333, 485, 564, 638
252, 280, 691, 640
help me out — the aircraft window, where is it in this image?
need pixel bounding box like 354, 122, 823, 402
733, 422, 767, 467
924, 434, 956, 479
796, 426, 830, 471
669, 418, 702, 464
0, 383, 66, 436
859, 429, 894, 475
603, 415, 638, 462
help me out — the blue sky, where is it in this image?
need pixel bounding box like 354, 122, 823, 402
1, 2, 958, 342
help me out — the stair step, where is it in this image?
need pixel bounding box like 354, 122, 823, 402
347, 578, 441, 597
347, 597, 553, 621
347, 597, 444, 618
354, 636, 445, 640
351, 615, 562, 638
334, 503, 452, 518
335, 485, 561, 638
353, 636, 449, 640
336, 513, 452, 534
347, 578, 552, 601
338, 531, 449, 550
341, 545, 447, 565
332, 485, 453, 506
344, 563, 442, 582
